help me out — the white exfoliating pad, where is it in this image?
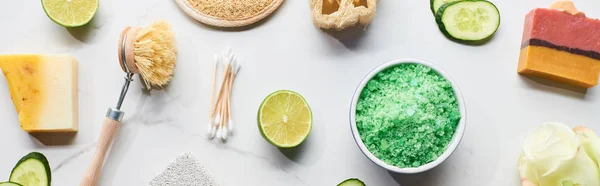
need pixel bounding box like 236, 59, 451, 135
150, 153, 219, 186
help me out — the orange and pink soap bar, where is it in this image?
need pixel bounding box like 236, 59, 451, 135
518, 0, 600, 88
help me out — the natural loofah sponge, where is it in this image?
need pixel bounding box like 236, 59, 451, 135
310, 0, 378, 30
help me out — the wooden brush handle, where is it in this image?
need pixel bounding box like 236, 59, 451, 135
80, 117, 121, 186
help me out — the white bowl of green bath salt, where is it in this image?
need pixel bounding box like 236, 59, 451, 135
350, 59, 466, 173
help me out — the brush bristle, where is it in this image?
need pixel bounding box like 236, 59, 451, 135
134, 20, 177, 88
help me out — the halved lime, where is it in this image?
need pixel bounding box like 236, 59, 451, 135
258, 90, 312, 148
41, 0, 98, 27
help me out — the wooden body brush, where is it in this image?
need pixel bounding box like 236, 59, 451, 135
80, 20, 176, 186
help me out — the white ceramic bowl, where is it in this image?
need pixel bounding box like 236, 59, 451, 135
349, 58, 467, 174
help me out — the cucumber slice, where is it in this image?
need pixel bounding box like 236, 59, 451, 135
435, 0, 500, 42
430, 0, 462, 14
9, 152, 51, 186
0, 182, 23, 186
338, 178, 365, 186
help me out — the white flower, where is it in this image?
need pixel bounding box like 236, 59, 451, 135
518, 123, 600, 186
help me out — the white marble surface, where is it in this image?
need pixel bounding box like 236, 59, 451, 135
1, 0, 600, 185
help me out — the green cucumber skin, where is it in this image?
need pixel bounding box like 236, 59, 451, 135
430, 0, 462, 15
430, 0, 436, 14
0, 182, 23, 186
338, 178, 366, 186
434, 0, 459, 41
9, 152, 51, 186
435, 0, 501, 43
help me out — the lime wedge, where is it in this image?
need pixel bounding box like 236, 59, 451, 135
258, 90, 312, 148
41, 0, 98, 27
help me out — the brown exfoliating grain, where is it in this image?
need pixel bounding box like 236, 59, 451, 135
186, 0, 274, 20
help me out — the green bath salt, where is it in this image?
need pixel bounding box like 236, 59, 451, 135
356, 63, 461, 168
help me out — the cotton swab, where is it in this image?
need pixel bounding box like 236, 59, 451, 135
219, 79, 229, 140
210, 124, 217, 139
220, 55, 235, 140
207, 55, 220, 138
226, 58, 240, 134
220, 91, 229, 140
215, 124, 222, 139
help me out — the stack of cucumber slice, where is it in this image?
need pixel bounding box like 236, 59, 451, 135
431, 0, 500, 43
0, 152, 51, 186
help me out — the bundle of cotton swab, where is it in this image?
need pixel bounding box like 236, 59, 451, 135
207, 48, 241, 141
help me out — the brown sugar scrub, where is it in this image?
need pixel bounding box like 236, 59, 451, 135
174, 0, 284, 27
310, 0, 378, 30
188, 0, 272, 20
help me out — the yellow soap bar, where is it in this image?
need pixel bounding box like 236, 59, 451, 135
518, 46, 600, 88
0, 55, 78, 132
